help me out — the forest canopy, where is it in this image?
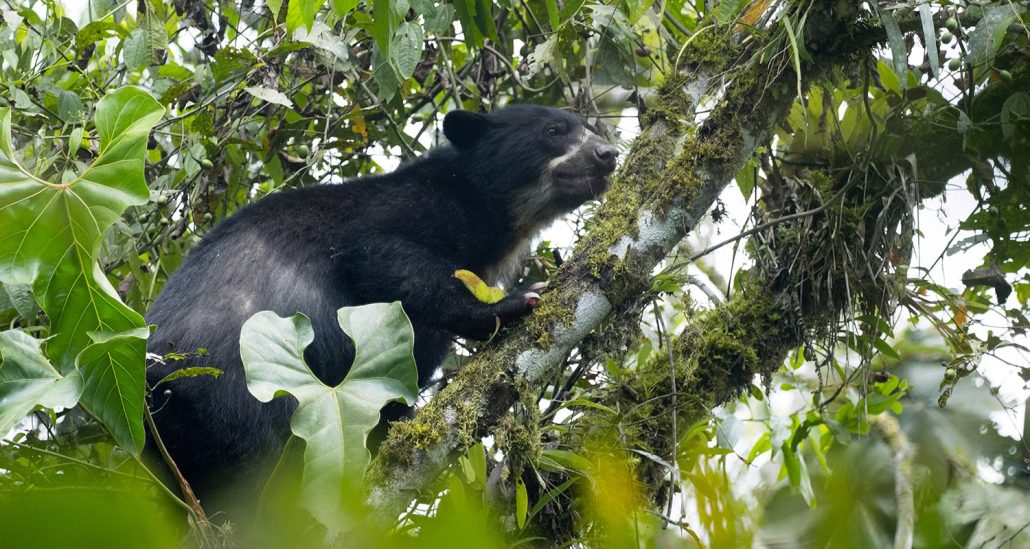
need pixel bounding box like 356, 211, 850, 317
0, 0, 1028, 547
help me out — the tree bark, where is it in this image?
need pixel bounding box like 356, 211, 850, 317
364, 2, 1020, 522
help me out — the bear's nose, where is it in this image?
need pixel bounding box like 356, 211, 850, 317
594, 145, 619, 164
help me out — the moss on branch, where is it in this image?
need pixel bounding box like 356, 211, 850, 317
602, 282, 800, 496
366, 1, 863, 521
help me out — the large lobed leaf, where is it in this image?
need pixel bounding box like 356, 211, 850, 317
0, 87, 163, 453
240, 302, 419, 533
0, 330, 82, 436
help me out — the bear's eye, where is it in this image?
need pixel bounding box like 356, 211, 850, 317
546, 125, 564, 137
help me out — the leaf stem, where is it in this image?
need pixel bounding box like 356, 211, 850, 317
143, 404, 216, 542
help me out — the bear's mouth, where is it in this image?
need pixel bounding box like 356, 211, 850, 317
553, 166, 614, 197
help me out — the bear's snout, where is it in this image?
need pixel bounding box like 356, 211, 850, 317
592, 144, 619, 172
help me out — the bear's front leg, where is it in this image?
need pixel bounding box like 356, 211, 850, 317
341, 239, 543, 341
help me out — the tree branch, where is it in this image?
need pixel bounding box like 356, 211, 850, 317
871, 414, 916, 549
365, 1, 868, 521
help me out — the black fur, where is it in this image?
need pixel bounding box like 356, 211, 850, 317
145, 105, 617, 506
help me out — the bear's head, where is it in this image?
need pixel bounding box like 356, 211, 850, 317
443, 105, 618, 233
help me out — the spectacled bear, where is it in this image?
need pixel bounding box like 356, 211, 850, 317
145, 105, 618, 508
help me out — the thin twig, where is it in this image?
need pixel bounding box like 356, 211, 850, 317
5, 439, 195, 517
356, 80, 417, 159
653, 302, 680, 524
689, 176, 859, 262
143, 405, 215, 541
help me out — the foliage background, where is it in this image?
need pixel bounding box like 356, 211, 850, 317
0, 0, 1027, 547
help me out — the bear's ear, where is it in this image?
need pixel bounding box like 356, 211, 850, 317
443, 110, 490, 149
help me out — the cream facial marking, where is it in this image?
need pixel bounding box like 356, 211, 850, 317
545, 128, 591, 172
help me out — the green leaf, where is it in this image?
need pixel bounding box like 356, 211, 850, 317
57, 90, 83, 121
544, 0, 560, 30
370, 0, 402, 99
0, 87, 162, 363
76, 19, 120, 48
122, 28, 148, 68
636, 338, 652, 366
390, 22, 424, 80
154, 366, 222, 387
528, 477, 576, 520
143, 3, 168, 52
68, 126, 84, 159
331, 0, 359, 17
0, 87, 163, 452
244, 85, 294, 108
561, 397, 617, 415
408, 0, 432, 12
465, 442, 488, 488
746, 432, 772, 463
871, 0, 907, 89
0, 330, 82, 437
266, 0, 283, 19
11, 88, 33, 111
789, 346, 806, 370
734, 156, 757, 198
526, 35, 558, 78
713, 0, 738, 25
77, 332, 146, 453
371, 0, 397, 57
1001, 92, 1030, 140
454, 0, 483, 47
515, 476, 528, 529
540, 449, 593, 472
966, 5, 1022, 78
876, 59, 900, 93
781, 15, 804, 101
781, 443, 815, 508
372, 45, 400, 102
917, 3, 939, 78
424, 5, 455, 35
955, 109, 972, 135
286, 0, 321, 33
453, 269, 506, 304
872, 338, 900, 360
2, 283, 36, 320
474, 0, 498, 42
240, 302, 418, 533
294, 21, 352, 62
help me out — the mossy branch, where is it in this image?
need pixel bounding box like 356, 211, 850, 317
600, 285, 803, 495
594, 18, 1030, 512
871, 414, 916, 549
365, 2, 865, 521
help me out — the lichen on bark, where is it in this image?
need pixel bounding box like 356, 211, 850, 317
366, 0, 864, 523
